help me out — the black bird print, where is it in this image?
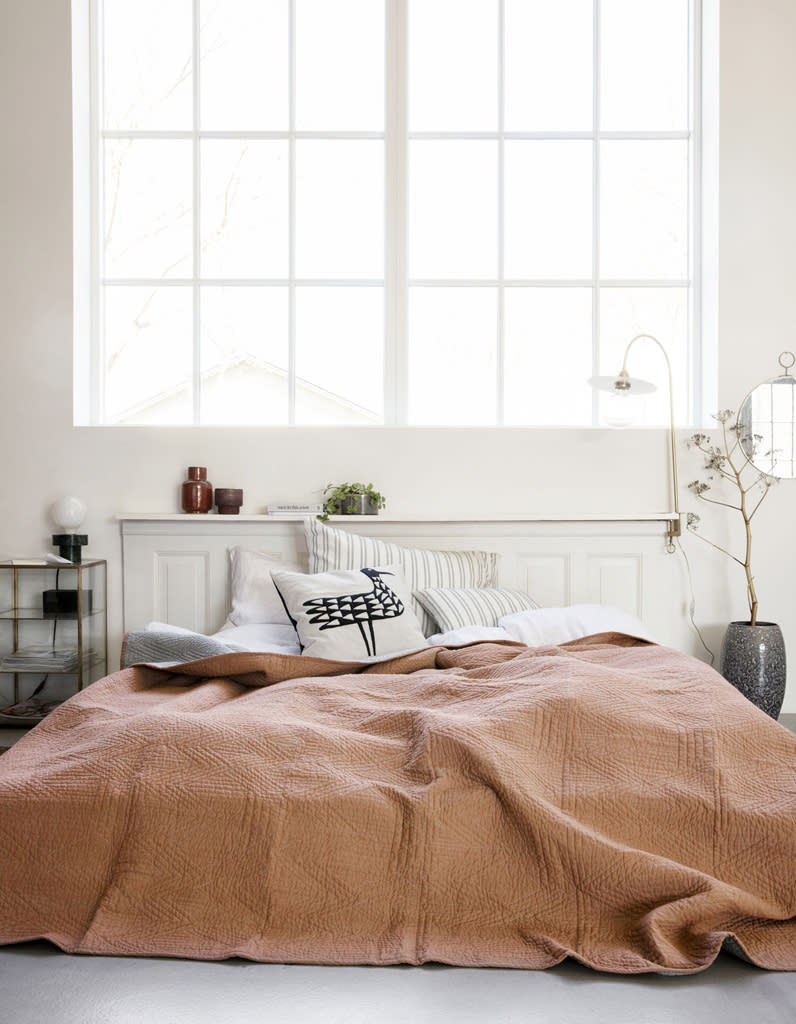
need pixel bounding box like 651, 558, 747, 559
302, 568, 404, 656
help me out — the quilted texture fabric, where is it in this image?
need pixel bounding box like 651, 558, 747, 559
1, 635, 796, 973
304, 517, 499, 635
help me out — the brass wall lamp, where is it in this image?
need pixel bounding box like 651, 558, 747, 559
588, 334, 682, 552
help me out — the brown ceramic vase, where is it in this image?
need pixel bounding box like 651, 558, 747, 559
214, 488, 243, 515
181, 467, 213, 514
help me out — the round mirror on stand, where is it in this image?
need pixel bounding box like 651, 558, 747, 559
737, 351, 796, 478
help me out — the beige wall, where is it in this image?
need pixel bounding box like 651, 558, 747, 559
1, 1, 795, 706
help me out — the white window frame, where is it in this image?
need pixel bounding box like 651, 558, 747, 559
73, 0, 706, 427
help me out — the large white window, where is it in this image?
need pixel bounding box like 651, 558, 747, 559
73, 0, 703, 426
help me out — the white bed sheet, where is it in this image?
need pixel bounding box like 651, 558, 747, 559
142, 604, 655, 664
427, 604, 654, 648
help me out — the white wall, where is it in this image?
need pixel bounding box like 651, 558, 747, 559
1, 1, 795, 707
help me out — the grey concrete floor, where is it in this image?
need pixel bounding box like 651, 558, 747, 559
1, 943, 795, 1024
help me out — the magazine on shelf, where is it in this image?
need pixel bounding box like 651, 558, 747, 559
5, 554, 75, 566
267, 503, 323, 516
0, 644, 95, 674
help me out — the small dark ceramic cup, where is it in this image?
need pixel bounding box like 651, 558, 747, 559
214, 488, 243, 515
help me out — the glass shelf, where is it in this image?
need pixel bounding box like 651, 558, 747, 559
0, 607, 106, 621
0, 560, 108, 726
0, 657, 106, 676
0, 711, 58, 726
0, 559, 106, 569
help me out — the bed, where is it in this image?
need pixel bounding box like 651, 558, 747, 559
1, 517, 795, 975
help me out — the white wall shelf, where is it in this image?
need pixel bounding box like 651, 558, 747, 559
117, 513, 678, 524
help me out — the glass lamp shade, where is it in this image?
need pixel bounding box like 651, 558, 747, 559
51, 496, 86, 534
587, 374, 657, 396
588, 374, 658, 428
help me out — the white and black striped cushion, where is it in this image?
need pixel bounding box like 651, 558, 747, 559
304, 518, 499, 636
414, 587, 540, 634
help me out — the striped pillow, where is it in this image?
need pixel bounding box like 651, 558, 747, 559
415, 587, 540, 634
304, 518, 499, 636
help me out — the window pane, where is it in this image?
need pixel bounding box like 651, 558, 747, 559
409, 288, 496, 424
600, 141, 688, 280
504, 289, 592, 425
295, 141, 384, 279
103, 0, 192, 131
409, 0, 497, 131
201, 141, 288, 279
200, 0, 288, 131
104, 286, 193, 424
89, 1, 697, 429
200, 287, 288, 424
295, 288, 383, 424
410, 141, 497, 279
504, 0, 592, 132
296, 0, 384, 131
504, 141, 592, 280
103, 140, 193, 279
599, 288, 689, 426
601, 0, 689, 132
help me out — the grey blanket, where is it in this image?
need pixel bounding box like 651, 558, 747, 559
122, 630, 246, 668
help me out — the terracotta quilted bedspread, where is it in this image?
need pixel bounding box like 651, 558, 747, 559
1, 634, 796, 974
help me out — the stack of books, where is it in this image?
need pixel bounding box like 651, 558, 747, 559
266, 503, 323, 517
0, 644, 82, 673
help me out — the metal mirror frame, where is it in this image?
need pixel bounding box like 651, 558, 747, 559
737, 351, 796, 479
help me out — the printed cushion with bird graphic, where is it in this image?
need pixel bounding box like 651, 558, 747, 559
271, 565, 427, 660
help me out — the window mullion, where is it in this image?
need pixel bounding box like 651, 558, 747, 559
497, 0, 505, 426
385, 0, 408, 425
591, 0, 602, 427
191, 0, 201, 426
288, 0, 297, 424
89, 0, 106, 426
690, 0, 703, 426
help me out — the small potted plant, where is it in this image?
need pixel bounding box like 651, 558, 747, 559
319, 482, 386, 521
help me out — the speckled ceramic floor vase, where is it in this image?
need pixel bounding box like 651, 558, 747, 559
719, 621, 786, 719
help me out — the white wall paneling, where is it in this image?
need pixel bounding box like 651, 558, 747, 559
151, 552, 209, 634
515, 554, 572, 608
587, 555, 642, 615
120, 515, 688, 647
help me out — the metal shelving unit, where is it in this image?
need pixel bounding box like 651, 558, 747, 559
0, 559, 107, 727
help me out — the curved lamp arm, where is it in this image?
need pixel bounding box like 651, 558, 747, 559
592, 334, 681, 551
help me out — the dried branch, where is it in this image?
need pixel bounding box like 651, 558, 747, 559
685, 522, 745, 568
686, 412, 774, 625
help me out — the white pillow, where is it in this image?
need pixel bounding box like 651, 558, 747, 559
227, 546, 303, 625
271, 565, 427, 660
426, 625, 512, 646
499, 604, 655, 647
415, 587, 539, 633
213, 622, 302, 653
304, 518, 500, 636
145, 621, 198, 635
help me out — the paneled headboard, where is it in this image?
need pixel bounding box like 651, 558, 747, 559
119, 514, 688, 648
